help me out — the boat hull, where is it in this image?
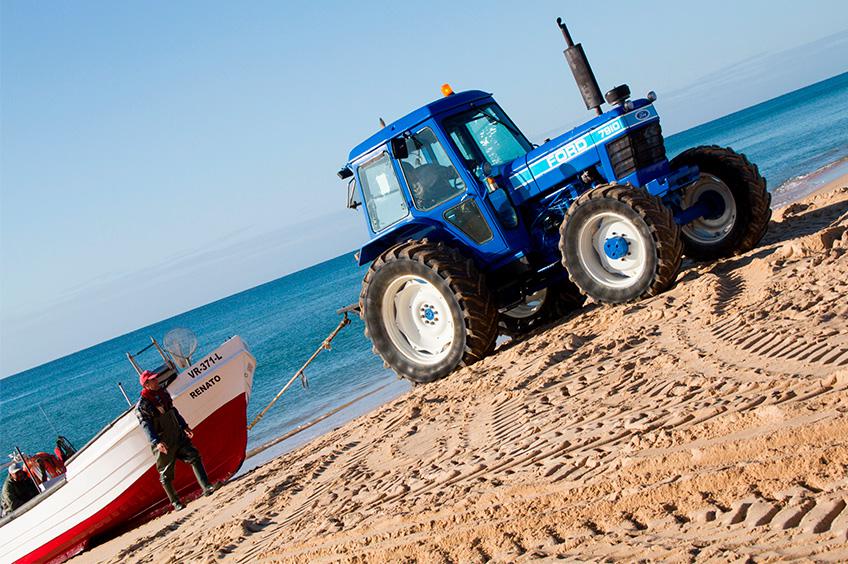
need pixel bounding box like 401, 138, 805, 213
0, 336, 256, 564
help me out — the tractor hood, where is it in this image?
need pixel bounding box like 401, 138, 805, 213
503, 99, 658, 205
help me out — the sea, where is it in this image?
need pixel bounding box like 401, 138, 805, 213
2, 71, 847, 471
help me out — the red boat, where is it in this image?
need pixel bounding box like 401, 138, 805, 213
0, 334, 256, 563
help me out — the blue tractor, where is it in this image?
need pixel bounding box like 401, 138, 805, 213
338, 19, 770, 383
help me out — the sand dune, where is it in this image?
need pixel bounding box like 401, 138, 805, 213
83, 176, 848, 563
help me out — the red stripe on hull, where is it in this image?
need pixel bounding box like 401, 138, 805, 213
21, 394, 248, 564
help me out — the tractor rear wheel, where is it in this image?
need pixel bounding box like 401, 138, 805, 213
560, 184, 683, 304
359, 239, 498, 384
499, 280, 585, 336
670, 145, 771, 261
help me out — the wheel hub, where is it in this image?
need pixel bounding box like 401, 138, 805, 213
603, 235, 629, 260
420, 305, 438, 324
576, 211, 648, 289
699, 189, 726, 221
681, 173, 737, 244
380, 276, 455, 365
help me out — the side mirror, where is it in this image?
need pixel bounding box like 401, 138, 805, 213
390, 137, 409, 160
473, 161, 492, 180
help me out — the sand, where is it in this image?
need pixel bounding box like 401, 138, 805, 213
82, 174, 848, 563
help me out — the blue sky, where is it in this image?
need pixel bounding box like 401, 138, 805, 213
1, 0, 847, 376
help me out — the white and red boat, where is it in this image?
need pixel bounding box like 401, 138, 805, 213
0, 333, 256, 564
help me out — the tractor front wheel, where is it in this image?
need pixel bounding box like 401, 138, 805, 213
359, 239, 498, 384
560, 184, 683, 304
670, 145, 771, 261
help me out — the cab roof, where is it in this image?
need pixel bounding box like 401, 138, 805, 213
347, 90, 492, 164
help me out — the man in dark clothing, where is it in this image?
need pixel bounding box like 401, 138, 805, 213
135, 370, 214, 511
2, 462, 39, 514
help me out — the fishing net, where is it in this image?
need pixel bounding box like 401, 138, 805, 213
163, 328, 198, 369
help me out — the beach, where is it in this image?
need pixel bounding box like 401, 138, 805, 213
76, 172, 848, 562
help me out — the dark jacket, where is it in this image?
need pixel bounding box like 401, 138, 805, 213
136, 393, 189, 447
2, 474, 39, 514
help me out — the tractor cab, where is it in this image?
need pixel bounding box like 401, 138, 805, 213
339, 88, 535, 272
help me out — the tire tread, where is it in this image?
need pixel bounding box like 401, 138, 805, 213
559, 183, 683, 302
359, 239, 498, 383
671, 145, 771, 259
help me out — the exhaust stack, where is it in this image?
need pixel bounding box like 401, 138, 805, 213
557, 18, 603, 116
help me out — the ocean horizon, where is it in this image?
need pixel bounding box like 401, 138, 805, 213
2, 71, 847, 463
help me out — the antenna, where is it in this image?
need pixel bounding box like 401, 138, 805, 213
37, 403, 60, 437
379, 117, 386, 128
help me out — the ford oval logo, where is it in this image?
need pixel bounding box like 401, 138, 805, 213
635, 109, 650, 120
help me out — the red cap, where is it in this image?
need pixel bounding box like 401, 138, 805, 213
139, 370, 158, 386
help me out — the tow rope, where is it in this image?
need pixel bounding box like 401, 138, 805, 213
247, 309, 354, 431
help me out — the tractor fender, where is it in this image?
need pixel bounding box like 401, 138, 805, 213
357, 222, 468, 266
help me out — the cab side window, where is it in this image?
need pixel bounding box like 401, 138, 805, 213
358, 152, 409, 232
398, 128, 466, 211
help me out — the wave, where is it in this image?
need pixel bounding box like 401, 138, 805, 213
771, 155, 848, 207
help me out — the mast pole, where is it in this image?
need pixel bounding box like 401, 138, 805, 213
14, 446, 42, 492
117, 382, 132, 407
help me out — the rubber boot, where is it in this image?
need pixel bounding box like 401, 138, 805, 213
162, 481, 184, 511
191, 460, 215, 496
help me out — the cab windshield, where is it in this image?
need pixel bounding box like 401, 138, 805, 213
443, 104, 533, 170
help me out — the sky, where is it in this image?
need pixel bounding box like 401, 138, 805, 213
1, 0, 847, 377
